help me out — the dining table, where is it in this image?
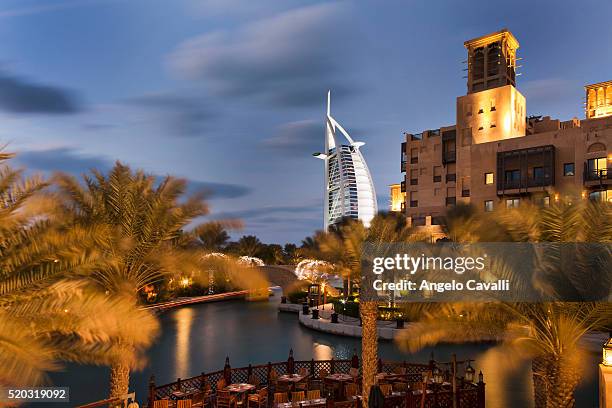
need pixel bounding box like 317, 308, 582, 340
225, 383, 256, 406
276, 397, 327, 408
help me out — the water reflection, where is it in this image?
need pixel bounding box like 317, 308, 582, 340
174, 307, 194, 378
475, 346, 533, 408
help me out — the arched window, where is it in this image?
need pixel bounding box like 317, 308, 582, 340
606, 86, 612, 105
472, 48, 484, 81
597, 87, 605, 106
587, 142, 606, 153
588, 89, 597, 109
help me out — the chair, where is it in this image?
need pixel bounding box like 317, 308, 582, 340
275, 382, 291, 393
307, 390, 321, 400
295, 381, 308, 392
154, 400, 170, 408
319, 369, 329, 380
216, 390, 237, 408
298, 368, 309, 376
178, 400, 193, 408
217, 378, 227, 391
193, 390, 212, 408
345, 383, 358, 399
248, 375, 261, 388
349, 368, 359, 378
248, 387, 268, 408
291, 391, 305, 402
379, 384, 392, 396
274, 392, 288, 404
332, 401, 357, 408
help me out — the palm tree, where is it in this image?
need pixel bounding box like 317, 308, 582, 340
234, 235, 264, 257
55, 162, 208, 398
396, 199, 612, 407
316, 213, 426, 407
0, 153, 158, 389
194, 220, 242, 251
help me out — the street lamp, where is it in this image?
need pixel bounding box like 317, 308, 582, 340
465, 362, 475, 383
603, 335, 612, 367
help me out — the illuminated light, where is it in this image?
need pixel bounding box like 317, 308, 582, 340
63, 309, 69, 313
554, 193, 560, 202
503, 113, 511, 133
581, 191, 587, 199
180, 277, 190, 288
603, 336, 612, 366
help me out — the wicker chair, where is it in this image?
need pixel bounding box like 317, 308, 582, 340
291, 391, 305, 402
378, 384, 392, 396
247, 387, 268, 408
217, 379, 227, 392
273, 393, 288, 404
298, 368, 309, 376
178, 400, 193, 408
306, 390, 321, 400
349, 368, 359, 378
216, 390, 237, 408
248, 375, 261, 388
344, 383, 358, 399
153, 400, 169, 408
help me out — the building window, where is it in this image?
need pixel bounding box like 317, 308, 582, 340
505, 170, 521, 187
478, 126, 484, 131
433, 166, 441, 183
506, 198, 520, 208
484, 200, 493, 212
478, 108, 484, 114
536, 196, 550, 207
490, 122, 496, 128
589, 189, 612, 203
586, 157, 607, 179
533, 166, 544, 180
466, 104, 472, 116
484, 172, 494, 185
563, 163, 575, 176
490, 99, 496, 111
434, 188, 440, 196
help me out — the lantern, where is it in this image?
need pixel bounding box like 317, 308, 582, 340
465, 362, 476, 383
433, 366, 443, 384
603, 336, 612, 366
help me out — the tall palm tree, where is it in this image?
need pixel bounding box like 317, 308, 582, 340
55, 162, 208, 398
316, 213, 426, 408
396, 199, 612, 408
0, 153, 158, 389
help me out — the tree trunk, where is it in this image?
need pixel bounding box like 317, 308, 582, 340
360, 301, 378, 408
532, 355, 580, 408
109, 362, 130, 399
532, 357, 548, 408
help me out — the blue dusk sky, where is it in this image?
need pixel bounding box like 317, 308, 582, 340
2, 0, 611, 243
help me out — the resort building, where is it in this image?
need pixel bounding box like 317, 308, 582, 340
315, 91, 378, 230
399, 29, 612, 226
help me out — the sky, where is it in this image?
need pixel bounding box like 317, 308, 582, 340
2, 0, 611, 244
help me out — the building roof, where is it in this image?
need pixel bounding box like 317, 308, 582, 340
464, 28, 519, 50
585, 80, 612, 90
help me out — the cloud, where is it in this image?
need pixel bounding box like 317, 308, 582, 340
168, 2, 357, 107
0, 71, 81, 114
212, 204, 319, 221
14, 147, 250, 199
261, 119, 323, 156
126, 92, 216, 137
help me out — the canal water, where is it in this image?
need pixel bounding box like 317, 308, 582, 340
44, 291, 599, 407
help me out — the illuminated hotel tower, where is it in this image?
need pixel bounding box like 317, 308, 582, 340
314, 91, 377, 230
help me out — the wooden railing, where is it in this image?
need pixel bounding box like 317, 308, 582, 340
147, 350, 485, 408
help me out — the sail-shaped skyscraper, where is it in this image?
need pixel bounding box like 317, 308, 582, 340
314, 91, 377, 230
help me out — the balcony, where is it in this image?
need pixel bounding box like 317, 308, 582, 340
411, 133, 423, 141
401, 161, 406, 173
497, 145, 555, 193
584, 168, 610, 182
400, 181, 406, 192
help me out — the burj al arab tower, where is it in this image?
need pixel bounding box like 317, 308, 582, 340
314, 91, 377, 230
